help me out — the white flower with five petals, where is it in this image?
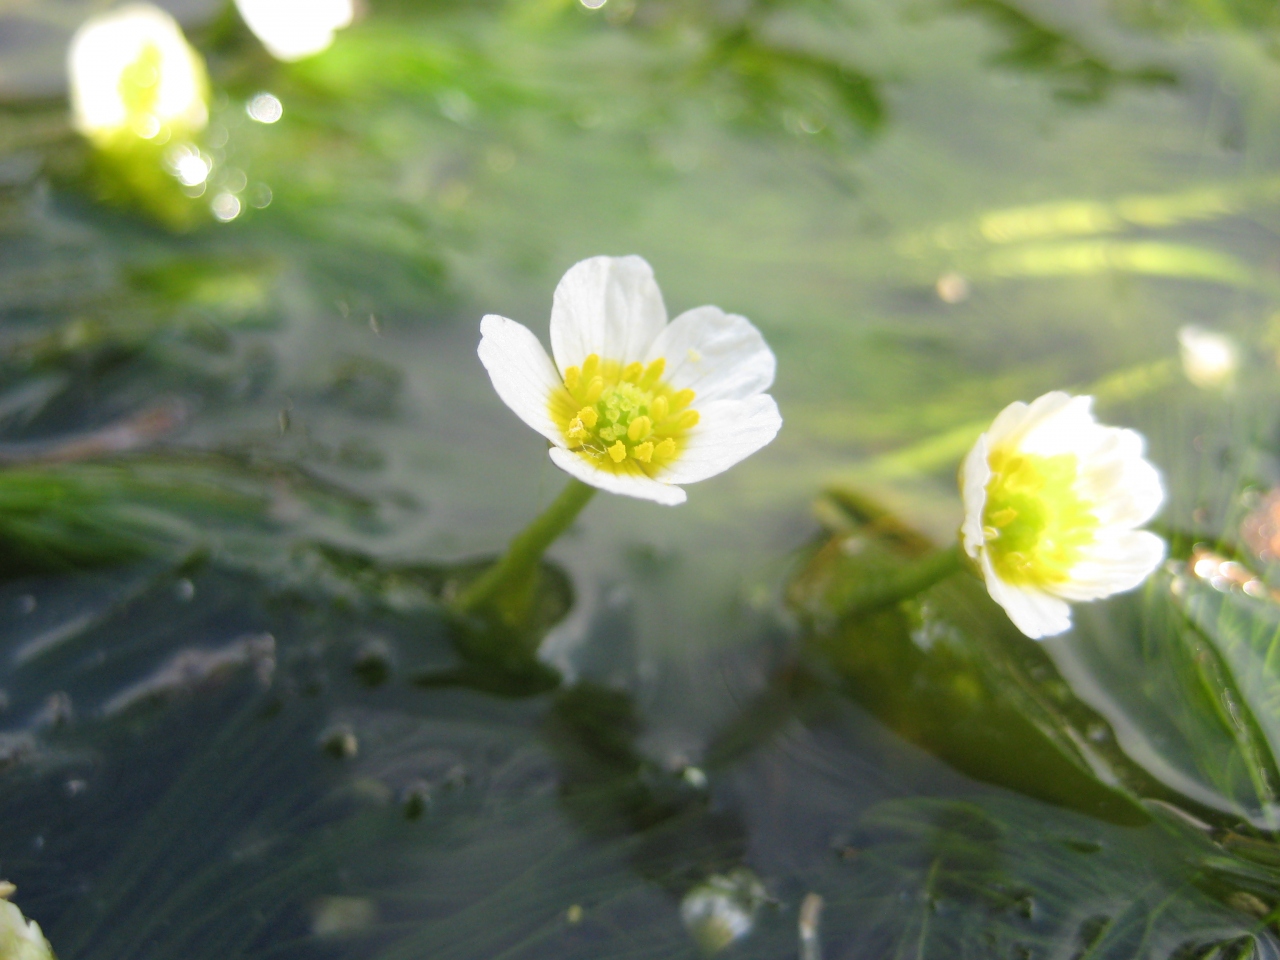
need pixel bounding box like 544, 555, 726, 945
234, 0, 355, 62
478, 256, 782, 506
68, 4, 209, 145
960, 392, 1165, 639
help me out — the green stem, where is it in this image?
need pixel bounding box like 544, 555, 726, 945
833, 543, 965, 618
453, 478, 597, 617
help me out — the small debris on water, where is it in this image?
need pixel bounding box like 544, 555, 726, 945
567, 904, 584, 924
799, 892, 823, 960
321, 725, 359, 760
311, 896, 376, 936
401, 780, 432, 819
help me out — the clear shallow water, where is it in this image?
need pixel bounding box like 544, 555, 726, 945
2, 0, 1280, 957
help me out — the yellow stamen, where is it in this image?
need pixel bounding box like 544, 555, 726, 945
627, 416, 652, 442
640, 358, 666, 387
548, 357, 699, 476
988, 507, 1018, 527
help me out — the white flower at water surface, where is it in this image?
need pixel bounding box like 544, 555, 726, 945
478, 256, 782, 506
235, 0, 355, 62
960, 392, 1166, 640
0, 889, 54, 960
68, 4, 209, 145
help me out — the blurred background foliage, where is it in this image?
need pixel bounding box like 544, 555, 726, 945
1, 0, 1280, 957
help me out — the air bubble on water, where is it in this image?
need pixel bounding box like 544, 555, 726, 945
680, 869, 767, 954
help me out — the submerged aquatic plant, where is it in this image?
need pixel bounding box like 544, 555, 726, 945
960, 392, 1166, 638
67, 4, 208, 146
234, 0, 355, 62
0, 885, 54, 960
460, 255, 780, 620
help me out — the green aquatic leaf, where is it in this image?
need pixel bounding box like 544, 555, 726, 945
0, 455, 376, 577
818, 796, 1280, 960
787, 507, 1156, 825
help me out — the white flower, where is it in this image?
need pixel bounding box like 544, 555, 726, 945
478, 255, 782, 506
960, 392, 1165, 639
1178, 325, 1238, 389
234, 0, 355, 62
0, 897, 55, 960
68, 4, 209, 145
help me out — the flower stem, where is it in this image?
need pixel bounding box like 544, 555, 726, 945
832, 543, 965, 618
453, 478, 597, 617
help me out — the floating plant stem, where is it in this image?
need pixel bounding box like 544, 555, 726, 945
453, 477, 596, 618
825, 542, 965, 619
462, 254, 782, 630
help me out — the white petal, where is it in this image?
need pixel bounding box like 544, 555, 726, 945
548, 447, 687, 505
1076, 428, 1164, 528
477, 315, 565, 447
643, 306, 776, 402
984, 399, 1031, 448
960, 433, 991, 558
980, 552, 1073, 639
1017, 394, 1098, 458
549, 256, 668, 372
1054, 530, 1166, 602
657, 395, 782, 485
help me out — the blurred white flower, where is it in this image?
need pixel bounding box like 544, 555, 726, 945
1178, 325, 1239, 389
234, 0, 354, 62
68, 4, 208, 145
960, 392, 1165, 639
0, 889, 55, 960
478, 255, 781, 505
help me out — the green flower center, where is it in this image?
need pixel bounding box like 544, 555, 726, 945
119, 42, 165, 137
982, 447, 1098, 586
549, 354, 699, 476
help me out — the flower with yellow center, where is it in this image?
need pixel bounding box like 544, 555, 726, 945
67, 4, 209, 146
0, 886, 55, 960
234, 0, 355, 62
478, 255, 781, 505
960, 392, 1165, 639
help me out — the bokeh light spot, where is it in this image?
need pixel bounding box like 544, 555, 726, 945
247, 93, 284, 124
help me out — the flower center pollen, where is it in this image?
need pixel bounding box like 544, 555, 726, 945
550, 354, 699, 476
982, 448, 1099, 586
